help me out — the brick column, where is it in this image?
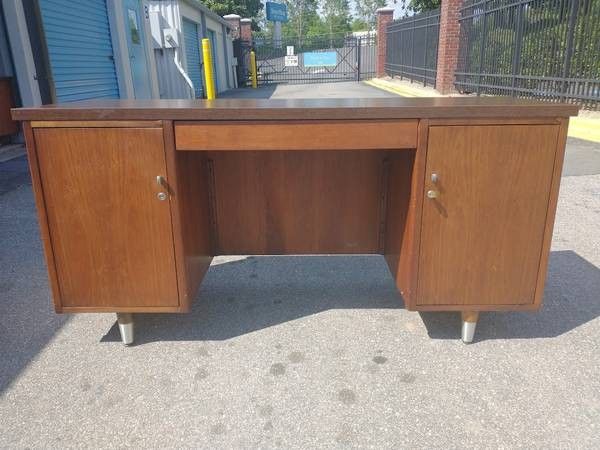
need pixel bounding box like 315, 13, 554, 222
240, 18, 252, 43
376, 8, 394, 77
223, 14, 241, 39
435, 0, 464, 94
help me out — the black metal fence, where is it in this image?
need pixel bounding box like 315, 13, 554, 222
384, 9, 440, 87
456, 0, 600, 108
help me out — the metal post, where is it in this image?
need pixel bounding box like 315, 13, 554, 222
410, 14, 415, 83
477, 1, 488, 95
221, 23, 231, 89
511, 2, 525, 97
561, 0, 580, 100
250, 50, 258, 89
423, 13, 429, 86
202, 38, 216, 99
357, 37, 362, 82
273, 21, 282, 48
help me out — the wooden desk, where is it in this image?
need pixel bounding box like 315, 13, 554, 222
12, 98, 578, 344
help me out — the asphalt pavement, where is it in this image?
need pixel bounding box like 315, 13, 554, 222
1, 83, 599, 448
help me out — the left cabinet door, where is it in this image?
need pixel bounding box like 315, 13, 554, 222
33, 127, 179, 310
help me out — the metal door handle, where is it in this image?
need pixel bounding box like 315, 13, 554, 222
427, 173, 440, 199
156, 176, 168, 201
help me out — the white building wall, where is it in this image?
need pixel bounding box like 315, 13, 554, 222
148, 0, 195, 99
156, 0, 232, 96
3, 0, 41, 106
3, 0, 160, 104
205, 16, 228, 92
227, 36, 237, 89
107, 0, 160, 99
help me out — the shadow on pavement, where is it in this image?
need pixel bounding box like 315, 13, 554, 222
563, 137, 600, 176
219, 85, 278, 99
101, 255, 405, 344
420, 250, 600, 342
100, 250, 599, 345
0, 155, 70, 393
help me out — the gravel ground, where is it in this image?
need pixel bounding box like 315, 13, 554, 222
1, 86, 599, 448
1, 157, 599, 449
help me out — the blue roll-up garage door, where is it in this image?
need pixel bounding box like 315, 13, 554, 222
38, 0, 120, 102
182, 18, 204, 98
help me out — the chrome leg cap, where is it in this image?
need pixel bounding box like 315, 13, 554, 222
116, 313, 134, 345
461, 320, 477, 344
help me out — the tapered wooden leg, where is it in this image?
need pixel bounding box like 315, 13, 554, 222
461, 311, 479, 344
116, 313, 134, 345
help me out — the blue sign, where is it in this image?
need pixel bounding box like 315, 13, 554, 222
266, 2, 288, 22
303, 52, 337, 67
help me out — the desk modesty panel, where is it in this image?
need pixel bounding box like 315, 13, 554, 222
12, 98, 578, 345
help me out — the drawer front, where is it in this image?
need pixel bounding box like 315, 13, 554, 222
175, 120, 418, 151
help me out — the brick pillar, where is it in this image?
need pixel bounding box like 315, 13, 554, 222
376, 8, 394, 77
435, 0, 464, 94
223, 14, 241, 40
240, 18, 252, 43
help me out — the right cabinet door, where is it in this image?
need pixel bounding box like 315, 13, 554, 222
417, 124, 560, 307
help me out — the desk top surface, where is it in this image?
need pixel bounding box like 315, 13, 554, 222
12, 97, 578, 121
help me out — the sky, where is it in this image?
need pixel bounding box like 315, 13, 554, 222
261, 1, 408, 21
349, 1, 407, 18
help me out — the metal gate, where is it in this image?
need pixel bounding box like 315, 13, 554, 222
234, 32, 376, 86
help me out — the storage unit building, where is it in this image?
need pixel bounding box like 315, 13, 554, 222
148, 0, 235, 99
37, 0, 121, 102
2, 0, 160, 106
182, 18, 204, 98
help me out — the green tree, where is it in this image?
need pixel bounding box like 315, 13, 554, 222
350, 18, 370, 32
280, 0, 320, 43
354, 0, 387, 27
401, 0, 441, 13
204, 0, 263, 29
322, 0, 351, 40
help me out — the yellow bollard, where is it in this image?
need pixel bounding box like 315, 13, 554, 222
202, 38, 216, 99
250, 50, 258, 89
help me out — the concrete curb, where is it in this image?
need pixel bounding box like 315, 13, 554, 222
365, 78, 600, 143
364, 78, 440, 98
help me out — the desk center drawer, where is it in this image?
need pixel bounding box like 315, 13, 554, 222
175, 120, 418, 151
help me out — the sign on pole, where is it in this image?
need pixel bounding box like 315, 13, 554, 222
285, 55, 298, 67
266, 2, 288, 22
266, 2, 287, 49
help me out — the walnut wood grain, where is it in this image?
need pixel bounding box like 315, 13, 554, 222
17, 101, 573, 317
163, 120, 213, 311
416, 124, 560, 308
209, 150, 387, 254
23, 122, 63, 312
11, 97, 578, 121
31, 120, 162, 128
33, 127, 179, 310
175, 120, 417, 151
384, 119, 429, 310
